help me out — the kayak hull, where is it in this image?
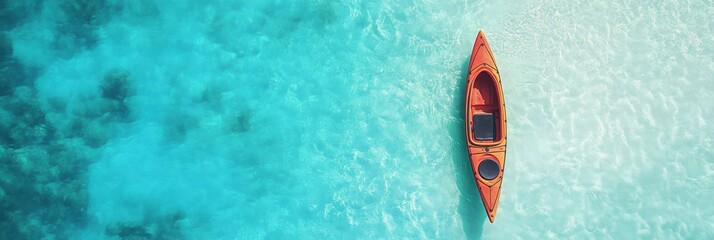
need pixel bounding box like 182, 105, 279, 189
464, 30, 507, 223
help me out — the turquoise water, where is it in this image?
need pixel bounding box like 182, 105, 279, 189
1, 0, 712, 239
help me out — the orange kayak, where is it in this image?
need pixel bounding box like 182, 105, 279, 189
465, 30, 507, 223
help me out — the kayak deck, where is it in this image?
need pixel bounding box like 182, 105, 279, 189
464, 30, 507, 223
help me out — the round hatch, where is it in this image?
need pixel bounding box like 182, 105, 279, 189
478, 159, 500, 180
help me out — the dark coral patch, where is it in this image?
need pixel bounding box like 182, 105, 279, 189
0, 0, 41, 31
100, 69, 134, 120
56, 0, 110, 49
0, 87, 55, 148
101, 69, 133, 101
229, 110, 252, 133
105, 211, 186, 240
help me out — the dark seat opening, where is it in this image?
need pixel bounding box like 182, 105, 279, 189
473, 113, 496, 141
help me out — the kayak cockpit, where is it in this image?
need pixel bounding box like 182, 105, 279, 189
469, 71, 503, 144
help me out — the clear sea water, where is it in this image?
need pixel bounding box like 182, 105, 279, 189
1, 0, 712, 239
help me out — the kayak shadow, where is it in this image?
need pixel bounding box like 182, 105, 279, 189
450, 59, 486, 239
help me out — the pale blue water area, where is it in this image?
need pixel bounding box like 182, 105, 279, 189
1, 0, 712, 239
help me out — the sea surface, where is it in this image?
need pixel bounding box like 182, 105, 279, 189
1, 0, 713, 239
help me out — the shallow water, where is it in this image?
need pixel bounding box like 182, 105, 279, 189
1, 0, 713, 239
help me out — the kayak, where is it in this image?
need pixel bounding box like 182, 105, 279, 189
465, 30, 507, 223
